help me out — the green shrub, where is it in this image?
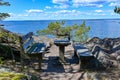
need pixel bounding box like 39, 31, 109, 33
0, 57, 4, 65
0, 72, 27, 80
74, 21, 90, 43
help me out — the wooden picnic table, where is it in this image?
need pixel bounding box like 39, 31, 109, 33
54, 40, 71, 64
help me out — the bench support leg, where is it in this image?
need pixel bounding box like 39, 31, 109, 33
74, 50, 78, 58
79, 59, 82, 70
59, 46, 66, 63
38, 55, 42, 70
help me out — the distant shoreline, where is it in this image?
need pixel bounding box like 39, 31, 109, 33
2, 18, 120, 21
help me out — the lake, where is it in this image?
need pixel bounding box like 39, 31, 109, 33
0, 19, 120, 38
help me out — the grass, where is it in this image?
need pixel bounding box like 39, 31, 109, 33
0, 72, 27, 80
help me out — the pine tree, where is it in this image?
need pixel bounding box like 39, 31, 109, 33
0, 0, 10, 20
74, 21, 90, 43
37, 21, 90, 42
114, 6, 120, 14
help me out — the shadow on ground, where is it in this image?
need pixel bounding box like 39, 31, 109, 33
42, 55, 79, 73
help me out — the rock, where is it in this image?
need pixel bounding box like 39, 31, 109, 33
33, 36, 53, 48
116, 55, 120, 61
0, 67, 11, 72
85, 37, 120, 69
86, 37, 120, 50
33, 35, 53, 43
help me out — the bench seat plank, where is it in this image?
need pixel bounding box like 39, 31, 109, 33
73, 43, 94, 69
77, 49, 93, 57
23, 38, 34, 50
27, 43, 46, 54
73, 44, 86, 50
27, 43, 37, 53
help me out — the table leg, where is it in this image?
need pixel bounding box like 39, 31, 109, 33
59, 46, 66, 63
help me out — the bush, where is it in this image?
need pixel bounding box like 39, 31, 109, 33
0, 72, 27, 80
37, 21, 90, 43
74, 21, 90, 43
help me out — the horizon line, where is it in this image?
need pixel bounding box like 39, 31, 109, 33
2, 18, 120, 21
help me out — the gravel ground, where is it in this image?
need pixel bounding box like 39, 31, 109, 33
38, 44, 120, 80
0, 43, 120, 80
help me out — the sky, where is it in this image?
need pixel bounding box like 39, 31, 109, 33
1, 0, 120, 20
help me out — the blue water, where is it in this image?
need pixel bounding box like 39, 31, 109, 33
0, 19, 120, 38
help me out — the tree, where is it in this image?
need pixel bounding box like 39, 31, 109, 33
0, 1, 16, 66
74, 21, 90, 43
0, 0, 11, 42
114, 6, 120, 14
37, 21, 90, 42
37, 21, 78, 39
0, 0, 10, 20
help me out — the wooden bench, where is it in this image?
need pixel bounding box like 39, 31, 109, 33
18, 32, 46, 70
73, 43, 94, 69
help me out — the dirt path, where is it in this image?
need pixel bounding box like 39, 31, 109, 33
39, 44, 84, 80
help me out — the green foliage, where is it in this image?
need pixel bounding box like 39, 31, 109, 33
37, 21, 77, 38
0, 72, 27, 80
30, 74, 38, 80
59, 24, 77, 35
0, 13, 10, 20
37, 21, 90, 42
0, 27, 18, 43
0, 28, 18, 61
0, 0, 10, 20
37, 21, 64, 36
74, 21, 90, 43
114, 6, 120, 14
0, 44, 12, 59
0, 57, 4, 65
0, 0, 10, 6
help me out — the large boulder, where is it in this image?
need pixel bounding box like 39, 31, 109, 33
85, 37, 120, 68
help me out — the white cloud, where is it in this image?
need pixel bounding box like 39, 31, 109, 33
72, 0, 104, 7
52, 0, 69, 9
41, 9, 82, 19
17, 14, 29, 17
73, 3, 103, 7
55, 10, 80, 14
95, 10, 103, 13
109, 2, 120, 6
52, 0, 69, 4
110, 12, 118, 15
57, 10, 71, 13
45, 6, 51, 9
54, 4, 69, 9
72, 0, 99, 3
98, 5, 103, 7
72, 0, 119, 7
8, 13, 14, 16
52, 0, 120, 8
72, 0, 119, 3
26, 9, 43, 13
